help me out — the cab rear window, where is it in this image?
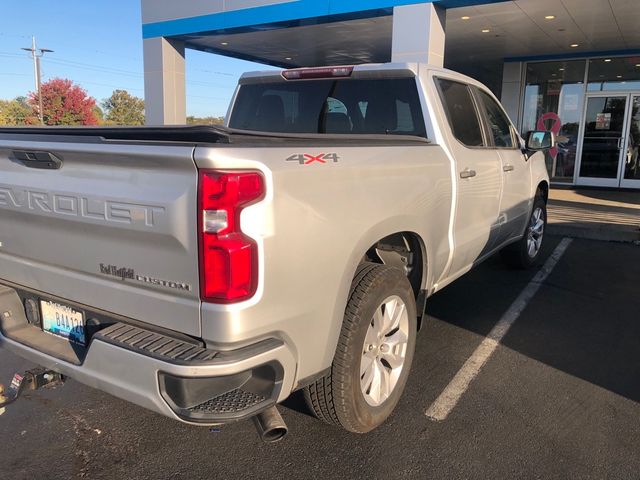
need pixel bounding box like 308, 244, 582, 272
228, 77, 427, 137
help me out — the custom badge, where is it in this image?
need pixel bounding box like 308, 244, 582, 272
99, 264, 191, 291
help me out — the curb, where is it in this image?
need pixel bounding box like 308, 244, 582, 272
547, 224, 640, 244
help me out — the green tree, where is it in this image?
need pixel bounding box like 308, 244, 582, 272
102, 90, 145, 125
93, 105, 105, 125
0, 97, 36, 126
187, 116, 225, 126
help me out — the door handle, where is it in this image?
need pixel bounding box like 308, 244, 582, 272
618, 137, 624, 149
459, 168, 477, 179
503, 165, 515, 172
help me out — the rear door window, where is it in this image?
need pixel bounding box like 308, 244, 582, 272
229, 77, 426, 137
435, 78, 485, 147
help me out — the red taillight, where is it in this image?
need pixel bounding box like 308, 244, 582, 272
282, 66, 354, 80
198, 170, 265, 303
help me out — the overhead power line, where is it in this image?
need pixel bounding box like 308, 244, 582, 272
3, 51, 236, 77
3, 46, 235, 106
76, 80, 226, 101
42, 57, 234, 88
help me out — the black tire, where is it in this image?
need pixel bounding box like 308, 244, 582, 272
303, 263, 417, 433
501, 194, 547, 269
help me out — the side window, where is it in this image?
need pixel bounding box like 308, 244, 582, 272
436, 78, 484, 147
322, 96, 352, 133
326, 97, 348, 114
475, 88, 515, 148
358, 101, 368, 117
395, 100, 415, 133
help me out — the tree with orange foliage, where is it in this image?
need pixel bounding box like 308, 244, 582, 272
29, 78, 99, 126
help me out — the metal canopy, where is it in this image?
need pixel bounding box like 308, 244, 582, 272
159, 0, 639, 70
180, 15, 394, 68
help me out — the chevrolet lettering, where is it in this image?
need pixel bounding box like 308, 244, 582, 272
0, 185, 165, 227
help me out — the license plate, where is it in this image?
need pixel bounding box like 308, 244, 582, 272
40, 300, 86, 346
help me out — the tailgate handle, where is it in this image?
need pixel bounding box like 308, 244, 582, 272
11, 150, 63, 170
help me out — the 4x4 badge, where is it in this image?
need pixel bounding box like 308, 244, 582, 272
286, 153, 340, 165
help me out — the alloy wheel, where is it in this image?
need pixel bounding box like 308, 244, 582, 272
360, 295, 410, 407
527, 206, 545, 258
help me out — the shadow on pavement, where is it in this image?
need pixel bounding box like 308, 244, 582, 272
425, 236, 640, 404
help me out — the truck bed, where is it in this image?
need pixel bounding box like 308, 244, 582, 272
0, 126, 430, 146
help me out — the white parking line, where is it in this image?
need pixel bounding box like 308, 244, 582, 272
425, 237, 573, 422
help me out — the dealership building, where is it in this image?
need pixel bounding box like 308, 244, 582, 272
141, 0, 640, 189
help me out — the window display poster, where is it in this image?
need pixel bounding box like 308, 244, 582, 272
596, 112, 611, 130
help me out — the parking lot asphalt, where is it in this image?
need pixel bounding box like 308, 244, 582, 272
1, 236, 639, 480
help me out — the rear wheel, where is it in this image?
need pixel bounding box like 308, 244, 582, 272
304, 263, 417, 433
501, 194, 547, 269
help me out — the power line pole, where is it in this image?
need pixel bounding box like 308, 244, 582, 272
21, 36, 53, 125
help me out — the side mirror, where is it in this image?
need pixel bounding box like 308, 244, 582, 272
525, 130, 556, 151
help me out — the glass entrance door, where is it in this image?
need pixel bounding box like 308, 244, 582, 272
620, 95, 640, 188
577, 94, 629, 187
577, 93, 640, 188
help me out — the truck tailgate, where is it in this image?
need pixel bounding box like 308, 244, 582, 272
0, 139, 201, 337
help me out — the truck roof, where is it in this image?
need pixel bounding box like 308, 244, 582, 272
238, 62, 482, 87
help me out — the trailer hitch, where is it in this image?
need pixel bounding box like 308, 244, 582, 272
0, 367, 65, 416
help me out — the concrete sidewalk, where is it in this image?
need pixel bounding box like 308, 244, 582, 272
547, 188, 640, 243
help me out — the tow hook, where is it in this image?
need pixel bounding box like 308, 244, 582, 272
0, 367, 65, 416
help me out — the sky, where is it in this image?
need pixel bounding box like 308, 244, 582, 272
0, 0, 275, 117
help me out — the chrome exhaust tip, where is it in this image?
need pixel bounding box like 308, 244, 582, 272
253, 405, 288, 443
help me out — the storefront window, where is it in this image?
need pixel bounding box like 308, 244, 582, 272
587, 57, 640, 92
522, 60, 586, 182
624, 96, 640, 182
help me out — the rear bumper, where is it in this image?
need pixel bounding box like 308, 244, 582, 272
0, 284, 296, 425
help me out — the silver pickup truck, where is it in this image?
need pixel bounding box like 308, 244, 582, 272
0, 63, 551, 441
